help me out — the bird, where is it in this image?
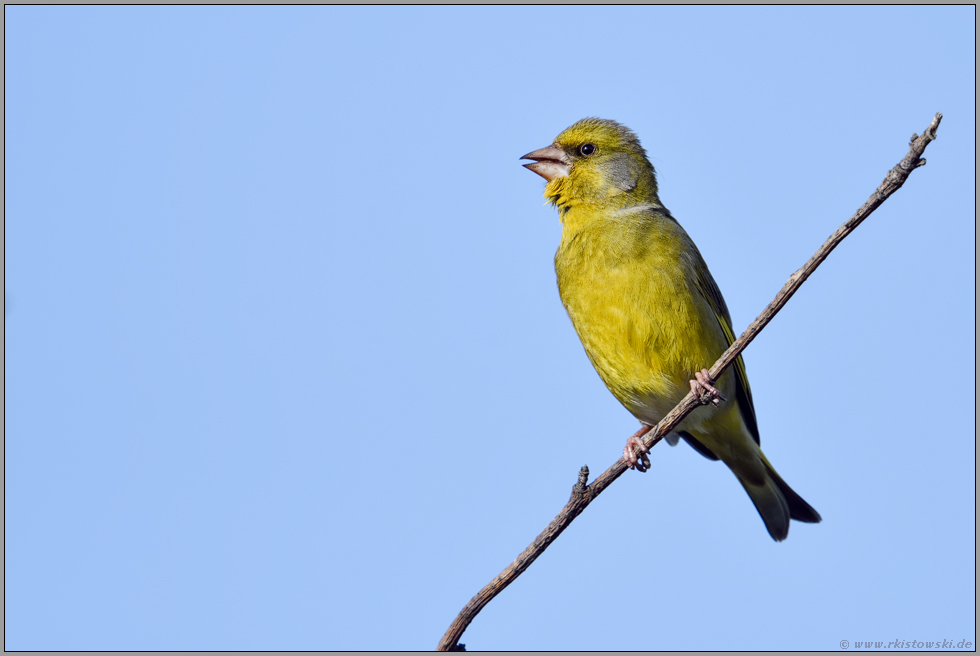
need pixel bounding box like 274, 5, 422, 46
521, 118, 820, 541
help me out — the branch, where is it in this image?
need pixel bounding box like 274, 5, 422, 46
436, 112, 942, 652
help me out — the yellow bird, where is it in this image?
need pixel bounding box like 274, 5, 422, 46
521, 118, 820, 541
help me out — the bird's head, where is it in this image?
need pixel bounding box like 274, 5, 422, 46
521, 118, 659, 214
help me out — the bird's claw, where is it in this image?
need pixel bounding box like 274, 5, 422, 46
691, 369, 726, 407
624, 427, 652, 473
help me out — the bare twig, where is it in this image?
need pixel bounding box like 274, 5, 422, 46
437, 113, 942, 652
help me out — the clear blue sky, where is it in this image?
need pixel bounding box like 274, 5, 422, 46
5, 6, 975, 650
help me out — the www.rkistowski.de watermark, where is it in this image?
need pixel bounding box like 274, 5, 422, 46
840, 639, 974, 649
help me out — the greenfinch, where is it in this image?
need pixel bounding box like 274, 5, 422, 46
522, 118, 820, 541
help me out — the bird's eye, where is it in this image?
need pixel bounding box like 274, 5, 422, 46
580, 143, 596, 156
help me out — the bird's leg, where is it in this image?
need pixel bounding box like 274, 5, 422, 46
623, 425, 652, 473
690, 368, 727, 407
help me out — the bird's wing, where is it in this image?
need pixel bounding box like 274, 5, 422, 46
691, 254, 761, 446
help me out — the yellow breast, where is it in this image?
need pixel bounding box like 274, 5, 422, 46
555, 207, 732, 426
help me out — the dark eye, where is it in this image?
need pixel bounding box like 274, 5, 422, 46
580, 143, 596, 156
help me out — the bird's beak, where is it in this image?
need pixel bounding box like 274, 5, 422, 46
521, 145, 571, 182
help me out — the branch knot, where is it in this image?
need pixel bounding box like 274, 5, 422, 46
570, 466, 590, 502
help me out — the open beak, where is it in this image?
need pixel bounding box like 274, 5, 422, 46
521, 145, 571, 182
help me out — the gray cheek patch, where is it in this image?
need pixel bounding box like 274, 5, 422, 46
602, 153, 640, 192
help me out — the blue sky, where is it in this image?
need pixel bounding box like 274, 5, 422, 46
5, 6, 975, 650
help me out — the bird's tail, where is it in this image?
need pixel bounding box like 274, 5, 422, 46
738, 452, 821, 541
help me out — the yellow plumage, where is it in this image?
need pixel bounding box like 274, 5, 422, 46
522, 118, 819, 541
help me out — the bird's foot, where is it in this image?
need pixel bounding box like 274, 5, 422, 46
690, 369, 727, 407
624, 426, 652, 473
